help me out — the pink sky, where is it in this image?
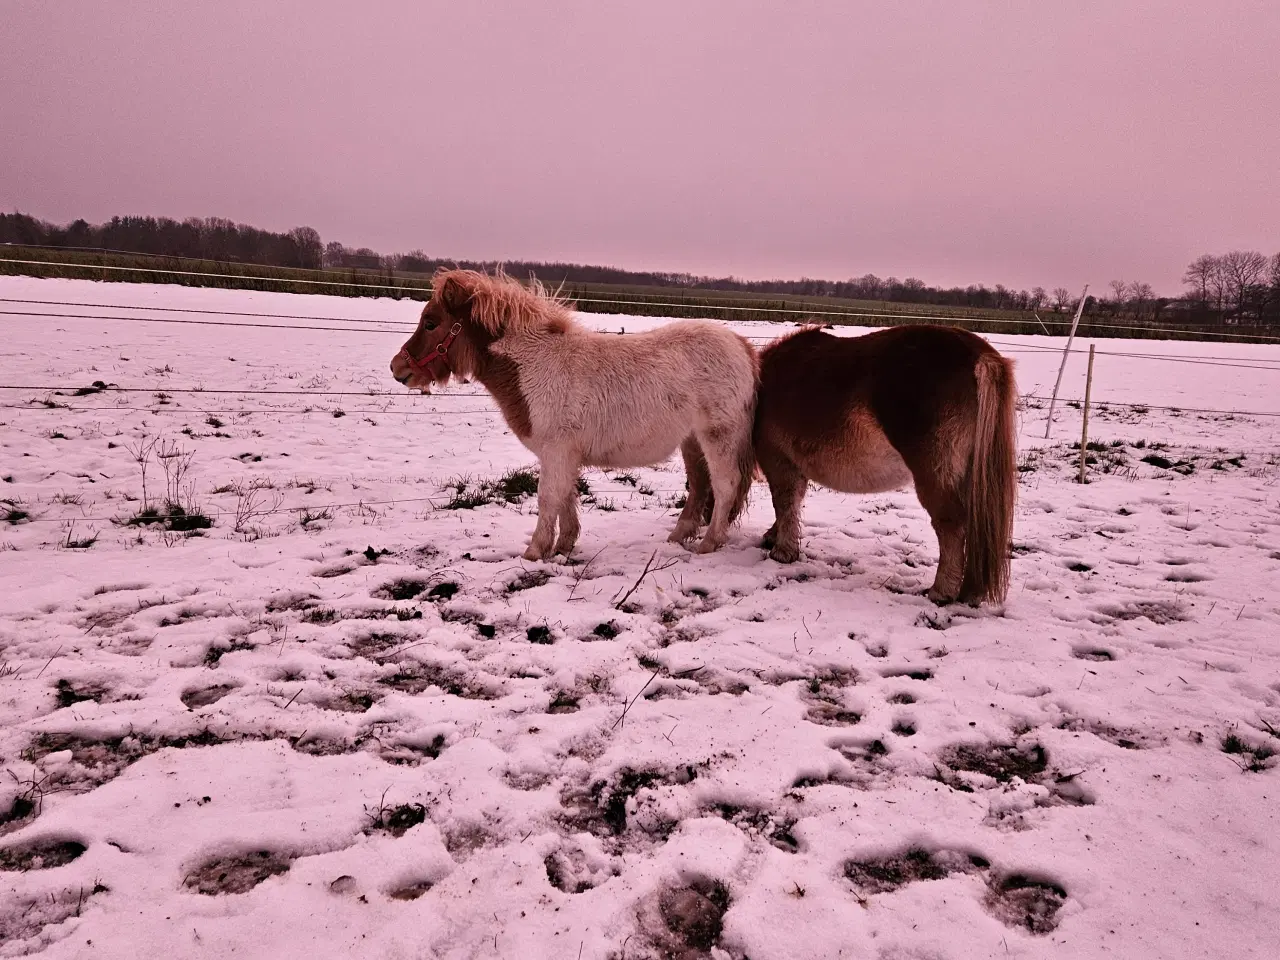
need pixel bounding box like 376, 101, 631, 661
2, 0, 1277, 294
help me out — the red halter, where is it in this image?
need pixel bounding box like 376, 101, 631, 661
397, 322, 462, 377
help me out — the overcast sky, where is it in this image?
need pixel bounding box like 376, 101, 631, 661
3, 0, 1277, 293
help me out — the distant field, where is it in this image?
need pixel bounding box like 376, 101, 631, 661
3, 245, 1275, 342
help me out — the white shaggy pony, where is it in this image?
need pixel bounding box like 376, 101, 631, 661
390, 269, 758, 561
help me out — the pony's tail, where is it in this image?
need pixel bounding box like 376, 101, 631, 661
726, 411, 757, 526
961, 352, 1018, 603
726, 341, 760, 526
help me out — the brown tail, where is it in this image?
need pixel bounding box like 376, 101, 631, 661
726, 410, 757, 526
724, 338, 761, 526
960, 352, 1018, 603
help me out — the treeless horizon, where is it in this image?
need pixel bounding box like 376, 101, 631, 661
2, 0, 1277, 294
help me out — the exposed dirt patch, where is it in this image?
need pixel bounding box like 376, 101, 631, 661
547, 691, 581, 714
203, 637, 255, 667
559, 766, 698, 840
376, 733, 447, 766
26, 729, 250, 792
365, 801, 427, 838
1072, 646, 1116, 662
387, 880, 434, 901
939, 741, 1048, 784
984, 874, 1068, 934
805, 703, 863, 726
265, 590, 320, 613
708, 804, 798, 853
312, 562, 360, 579
844, 847, 988, 895
347, 631, 410, 662
0, 837, 87, 871
373, 579, 429, 601
1093, 599, 1188, 625
181, 683, 239, 709
183, 850, 292, 895
377, 663, 501, 700
443, 822, 493, 857
0, 796, 38, 835
642, 877, 732, 958
54, 678, 112, 708
880, 666, 933, 681
0, 883, 109, 945
1058, 717, 1156, 749
544, 841, 618, 894
508, 569, 553, 593
934, 740, 1090, 808
317, 688, 382, 713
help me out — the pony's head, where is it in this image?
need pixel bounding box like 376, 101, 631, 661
390, 269, 569, 392
390, 270, 481, 392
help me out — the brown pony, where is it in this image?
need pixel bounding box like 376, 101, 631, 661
390, 269, 758, 561
748, 324, 1017, 604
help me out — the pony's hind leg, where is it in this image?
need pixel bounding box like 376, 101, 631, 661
692, 424, 750, 554
669, 437, 712, 545
757, 441, 807, 563
525, 450, 580, 561
913, 475, 966, 604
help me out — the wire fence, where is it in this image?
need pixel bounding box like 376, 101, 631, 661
6, 259, 1280, 342
6, 297, 1280, 370
3, 296, 1280, 421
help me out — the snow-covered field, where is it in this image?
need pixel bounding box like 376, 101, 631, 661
2, 277, 1279, 959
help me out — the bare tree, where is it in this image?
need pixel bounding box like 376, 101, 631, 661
1218, 250, 1269, 318
1030, 287, 1046, 310
1052, 287, 1072, 312
1182, 254, 1217, 305
1129, 282, 1155, 321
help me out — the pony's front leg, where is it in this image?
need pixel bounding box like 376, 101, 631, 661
757, 443, 807, 563
553, 478, 582, 557
524, 451, 579, 561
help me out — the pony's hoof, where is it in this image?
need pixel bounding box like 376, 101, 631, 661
667, 529, 695, 546
926, 587, 958, 605
522, 545, 548, 562
768, 545, 799, 563
553, 540, 578, 558
695, 538, 723, 555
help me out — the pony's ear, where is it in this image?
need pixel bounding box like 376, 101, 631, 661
437, 274, 474, 318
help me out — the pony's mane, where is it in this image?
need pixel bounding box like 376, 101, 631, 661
434, 267, 575, 336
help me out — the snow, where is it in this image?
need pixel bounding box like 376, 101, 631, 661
1, 276, 1279, 959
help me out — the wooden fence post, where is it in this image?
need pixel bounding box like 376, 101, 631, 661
1078, 343, 1096, 484
1046, 284, 1090, 438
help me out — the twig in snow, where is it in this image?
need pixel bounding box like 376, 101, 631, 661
612, 549, 679, 610
283, 688, 303, 709
612, 669, 660, 730
35, 646, 62, 679
568, 546, 606, 602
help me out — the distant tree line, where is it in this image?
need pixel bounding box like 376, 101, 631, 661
0, 211, 323, 270
1177, 251, 1280, 325
3, 211, 1277, 325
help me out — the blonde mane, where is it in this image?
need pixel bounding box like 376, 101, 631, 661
432, 267, 576, 336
